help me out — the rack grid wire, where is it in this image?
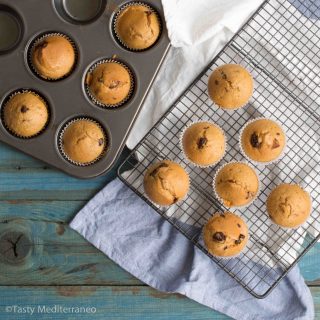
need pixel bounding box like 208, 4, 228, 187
118, 0, 320, 298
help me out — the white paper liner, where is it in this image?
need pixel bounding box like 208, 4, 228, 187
85, 58, 134, 108
113, 2, 162, 52
28, 32, 78, 81
58, 117, 107, 167
266, 183, 313, 230
200, 212, 249, 259
179, 120, 227, 168
213, 161, 261, 209
1, 89, 50, 139
239, 117, 287, 166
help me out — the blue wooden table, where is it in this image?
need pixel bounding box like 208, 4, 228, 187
0, 142, 319, 319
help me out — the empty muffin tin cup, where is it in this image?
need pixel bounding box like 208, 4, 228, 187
58, 117, 108, 167
213, 161, 261, 209
179, 120, 227, 168
239, 117, 287, 167
113, 1, 162, 52
1, 89, 50, 139
85, 58, 135, 108
28, 32, 78, 81
0, 5, 23, 54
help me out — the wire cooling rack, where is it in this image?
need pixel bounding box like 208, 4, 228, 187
118, 0, 320, 298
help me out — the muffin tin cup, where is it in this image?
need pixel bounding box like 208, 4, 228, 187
113, 1, 162, 52
212, 161, 261, 209
179, 120, 227, 168
28, 32, 78, 81
85, 58, 135, 109
1, 89, 50, 139
58, 117, 108, 167
266, 183, 313, 231
239, 117, 287, 167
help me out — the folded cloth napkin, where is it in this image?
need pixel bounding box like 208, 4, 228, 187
70, 178, 314, 320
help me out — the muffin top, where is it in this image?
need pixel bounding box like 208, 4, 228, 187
267, 184, 312, 228
62, 120, 106, 164
215, 162, 259, 207
115, 4, 160, 50
86, 62, 131, 106
32, 35, 76, 80
203, 212, 248, 257
3, 92, 48, 138
144, 160, 189, 206
208, 64, 253, 109
182, 122, 225, 166
241, 119, 286, 163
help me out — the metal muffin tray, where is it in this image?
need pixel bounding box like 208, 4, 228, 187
0, 0, 170, 178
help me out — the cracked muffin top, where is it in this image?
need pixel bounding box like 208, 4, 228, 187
3, 92, 49, 138
214, 162, 259, 207
86, 62, 131, 106
32, 35, 76, 80
267, 184, 312, 228
143, 160, 189, 206
241, 119, 286, 163
61, 120, 106, 164
208, 64, 253, 109
115, 4, 161, 50
181, 122, 225, 166
203, 212, 248, 257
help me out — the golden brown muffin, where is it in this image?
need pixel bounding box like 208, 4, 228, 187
115, 4, 160, 50
31, 35, 76, 80
61, 120, 106, 165
144, 160, 189, 206
3, 92, 49, 138
215, 162, 259, 207
181, 122, 225, 166
208, 64, 253, 109
86, 62, 132, 106
203, 212, 248, 257
267, 184, 312, 228
241, 119, 286, 163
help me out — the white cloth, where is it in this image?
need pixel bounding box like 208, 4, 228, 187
126, 0, 264, 149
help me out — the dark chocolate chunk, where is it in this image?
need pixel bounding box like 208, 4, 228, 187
172, 197, 178, 204
212, 232, 226, 242
215, 80, 219, 85
239, 234, 245, 240
221, 71, 227, 80
98, 138, 104, 146
237, 223, 241, 228
197, 137, 208, 149
150, 162, 169, 177
235, 239, 241, 245
223, 246, 228, 250
271, 138, 280, 149
250, 132, 261, 148
20, 105, 29, 113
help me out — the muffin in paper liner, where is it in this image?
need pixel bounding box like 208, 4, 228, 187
58, 117, 107, 167
239, 117, 287, 166
85, 58, 135, 108
113, 2, 162, 52
179, 120, 227, 168
28, 32, 78, 81
213, 161, 260, 209
266, 183, 313, 230
199, 211, 249, 259
207, 64, 254, 111
1, 89, 50, 139
143, 159, 190, 208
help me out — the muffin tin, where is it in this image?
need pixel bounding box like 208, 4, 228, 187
0, 0, 170, 178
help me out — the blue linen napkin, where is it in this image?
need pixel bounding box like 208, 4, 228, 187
70, 178, 314, 320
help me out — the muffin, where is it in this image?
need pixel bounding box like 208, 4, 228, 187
214, 162, 259, 207
144, 160, 189, 206
31, 34, 76, 80
3, 91, 49, 138
181, 121, 225, 167
208, 64, 253, 109
61, 119, 106, 165
203, 212, 248, 257
115, 4, 161, 50
86, 61, 132, 106
240, 118, 286, 163
267, 184, 312, 228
